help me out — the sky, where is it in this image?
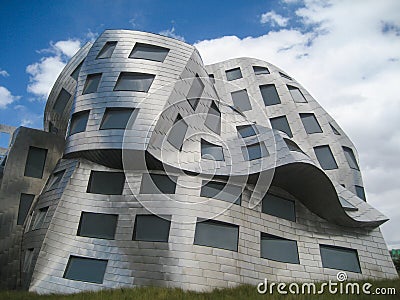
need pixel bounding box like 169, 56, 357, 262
0, 0, 399, 249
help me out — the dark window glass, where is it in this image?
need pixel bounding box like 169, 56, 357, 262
129, 43, 169, 62
48, 170, 65, 189
270, 115, 293, 137
300, 113, 322, 134
288, 85, 307, 103
355, 185, 366, 201
82, 73, 102, 94
260, 84, 281, 106
205, 101, 221, 134
201, 139, 224, 161
24, 146, 47, 178
63, 256, 108, 284
330, 123, 341, 135
17, 193, 35, 225
237, 124, 257, 138
168, 114, 188, 150
261, 233, 299, 264
69, 110, 89, 135
140, 173, 177, 194
133, 215, 171, 242
96, 41, 117, 59
200, 181, 241, 205
225, 67, 242, 81
100, 108, 134, 130
320, 245, 361, 273
279, 72, 292, 80
23, 248, 34, 272
343, 147, 359, 170
244, 142, 268, 160
231, 89, 252, 112
53, 88, 71, 114
194, 219, 239, 251
77, 212, 118, 240
284, 138, 303, 153
31, 207, 48, 230
253, 66, 270, 75
114, 72, 155, 92
209, 74, 215, 84
70, 62, 83, 81
187, 75, 204, 110
339, 197, 358, 211
87, 171, 125, 195
262, 192, 296, 221
314, 145, 338, 170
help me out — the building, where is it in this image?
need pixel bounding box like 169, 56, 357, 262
0, 30, 397, 294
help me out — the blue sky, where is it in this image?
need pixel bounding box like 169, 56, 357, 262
1, 0, 400, 248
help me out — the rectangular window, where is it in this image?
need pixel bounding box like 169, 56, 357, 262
200, 181, 241, 205
70, 61, 83, 81
87, 171, 125, 195
270, 115, 293, 137
77, 212, 118, 240
261, 233, 299, 264
100, 107, 134, 130
17, 193, 35, 225
343, 147, 359, 170
24, 146, 48, 178
63, 255, 108, 284
279, 72, 292, 80
194, 219, 239, 251
140, 173, 177, 194
133, 215, 171, 242
187, 75, 204, 110
253, 66, 270, 75
96, 41, 117, 59
167, 114, 188, 150
314, 145, 338, 170
225, 67, 242, 81
201, 139, 224, 161
300, 113, 322, 134
231, 89, 252, 112
320, 244, 361, 273
129, 43, 169, 62
288, 85, 307, 103
260, 84, 281, 106
31, 207, 48, 230
262, 192, 296, 221
23, 248, 34, 272
205, 101, 221, 134
237, 124, 257, 138
114, 72, 155, 92
69, 110, 89, 135
53, 88, 71, 114
82, 73, 102, 94
243, 142, 268, 160
48, 170, 65, 189
355, 185, 366, 201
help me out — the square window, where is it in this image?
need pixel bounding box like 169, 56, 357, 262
343, 146, 359, 170
69, 110, 89, 135
53, 88, 71, 114
63, 255, 108, 284
225, 67, 242, 81
96, 41, 117, 59
140, 173, 177, 194
201, 139, 224, 161
243, 142, 268, 161
133, 215, 171, 242
24, 146, 47, 179
355, 185, 366, 201
87, 171, 125, 195
77, 212, 118, 240
200, 180, 241, 205
100, 107, 135, 130
314, 145, 338, 170
261, 233, 299, 264
167, 114, 188, 150
17, 193, 35, 225
82, 73, 102, 94
320, 244, 361, 273
253, 66, 270, 75
260, 84, 281, 106
262, 192, 296, 221
270, 115, 293, 137
194, 219, 239, 251
300, 113, 323, 134
288, 85, 307, 103
114, 72, 155, 92
231, 89, 252, 112
129, 43, 169, 62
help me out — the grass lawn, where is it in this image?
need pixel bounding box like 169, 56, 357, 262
1, 278, 399, 300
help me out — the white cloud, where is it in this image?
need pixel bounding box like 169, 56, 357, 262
260, 10, 289, 27
195, 0, 400, 249
0, 86, 19, 109
26, 39, 82, 100
0, 69, 9, 77
159, 26, 185, 42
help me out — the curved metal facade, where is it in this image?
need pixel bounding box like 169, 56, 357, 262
0, 30, 397, 293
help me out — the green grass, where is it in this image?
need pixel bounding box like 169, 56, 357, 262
1, 278, 399, 300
